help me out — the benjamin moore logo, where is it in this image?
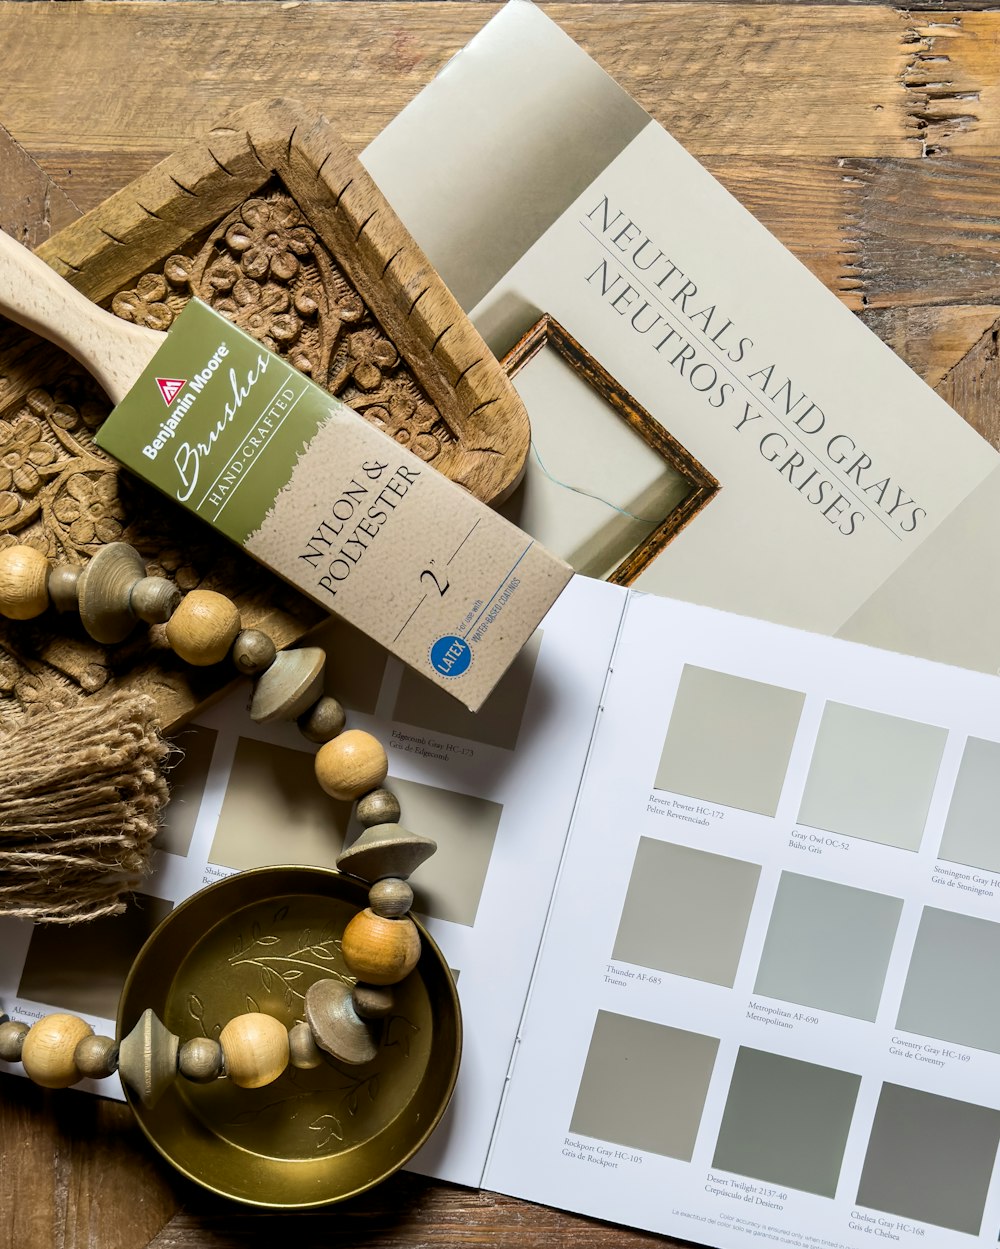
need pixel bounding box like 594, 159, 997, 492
156, 378, 187, 406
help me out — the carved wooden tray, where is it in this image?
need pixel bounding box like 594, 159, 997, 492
0, 99, 530, 731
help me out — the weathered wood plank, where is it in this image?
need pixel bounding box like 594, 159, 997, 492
0, 1075, 182, 1249
145, 1173, 675, 1249
0, 124, 80, 249
0, 0, 924, 214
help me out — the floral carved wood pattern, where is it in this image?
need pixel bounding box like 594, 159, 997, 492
0, 183, 447, 719
0, 102, 530, 729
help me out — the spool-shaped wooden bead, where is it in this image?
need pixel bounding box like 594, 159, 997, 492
77, 542, 145, 642
117, 1009, 180, 1108
315, 730, 388, 801
165, 589, 241, 666
219, 1013, 289, 1089
341, 908, 421, 986
0, 545, 50, 620
249, 647, 325, 722
21, 1013, 93, 1088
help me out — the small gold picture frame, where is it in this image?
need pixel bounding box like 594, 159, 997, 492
500, 314, 720, 585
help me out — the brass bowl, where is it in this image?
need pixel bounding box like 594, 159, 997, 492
118, 866, 461, 1207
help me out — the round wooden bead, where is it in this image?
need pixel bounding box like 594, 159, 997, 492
315, 730, 388, 801
356, 788, 401, 828
0, 1020, 30, 1062
298, 695, 346, 744
130, 576, 182, 624
178, 1037, 223, 1083
165, 589, 241, 666
0, 545, 50, 620
287, 1020, 323, 1069
231, 628, 277, 676
21, 1013, 93, 1088
47, 563, 81, 614
219, 1012, 289, 1089
74, 1034, 119, 1079
369, 877, 413, 918
340, 909, 421, 986
352, 983, 395, 1020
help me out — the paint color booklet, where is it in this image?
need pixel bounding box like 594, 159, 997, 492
362, 0, 1000, 679
482, 583, 1000, 1248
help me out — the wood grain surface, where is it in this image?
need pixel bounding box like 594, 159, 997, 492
3, 2, 1000, 1247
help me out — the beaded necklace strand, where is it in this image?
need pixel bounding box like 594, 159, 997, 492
0, 540, 436, 1103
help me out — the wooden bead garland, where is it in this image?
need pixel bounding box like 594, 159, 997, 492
0, 542, 442, 1102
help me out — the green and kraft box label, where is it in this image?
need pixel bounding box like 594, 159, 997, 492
96, 299, 571, 710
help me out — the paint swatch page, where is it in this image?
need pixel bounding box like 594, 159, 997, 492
485, 590, 1000, 1249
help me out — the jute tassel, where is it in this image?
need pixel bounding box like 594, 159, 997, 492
0, 692, 170, 924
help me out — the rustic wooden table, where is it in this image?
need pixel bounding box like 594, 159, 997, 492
3, 1, 1000, 1245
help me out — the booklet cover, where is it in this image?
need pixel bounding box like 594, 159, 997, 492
362, 0, 1000, 677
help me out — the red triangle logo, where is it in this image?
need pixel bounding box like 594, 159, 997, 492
155, 377, 186, 406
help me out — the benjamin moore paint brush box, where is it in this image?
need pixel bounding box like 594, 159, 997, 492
96, 298, 572, 710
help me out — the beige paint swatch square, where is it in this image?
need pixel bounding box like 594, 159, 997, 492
210, 737, 353, 873
570, 1010, 719, 1160
655, 665, 804, 816
19, 893, 173, 1019
613, 839, 760, 987
211, 741, 501, 927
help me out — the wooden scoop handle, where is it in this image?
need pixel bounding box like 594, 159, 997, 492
0, 228, 164, 405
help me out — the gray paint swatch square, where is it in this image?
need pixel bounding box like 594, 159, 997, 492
857, 1083, 1000, 1236
797, 702, 947, 851
753, 873, 902, 1021
655, 666, 805, 817
896, 906, 1000, 1054
938, 736, 1000, 873
570, 1010, 719, 1160
712, 1047, 861, 1198
613, 840, 761, 987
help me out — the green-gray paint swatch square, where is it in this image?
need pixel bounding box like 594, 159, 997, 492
938, 736, 1000, 873
570, 1010, 719, 1160
797, 702, 947, 851
613, 840, 761, 987
654, 666, 805, 817
712, 1047, 860, 1198
896, 906, 1000, 1054
753, 873, 902, 1021
857, 1083, 1000, 1236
